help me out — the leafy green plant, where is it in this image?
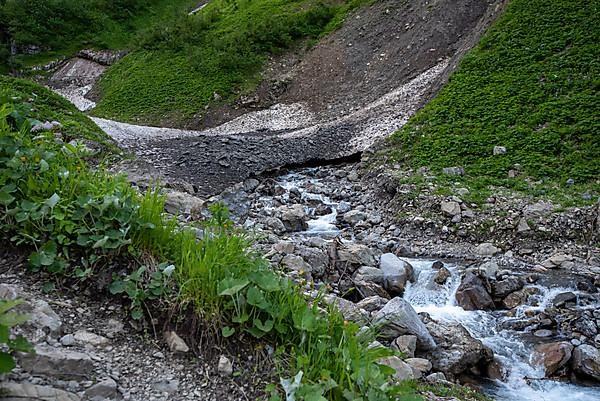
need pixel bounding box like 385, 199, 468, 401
110, 262, 175, 320
0, 299, 33, 373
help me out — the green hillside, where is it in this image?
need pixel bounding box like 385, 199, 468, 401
91, 0, 373, 126
378, 0, 599, 204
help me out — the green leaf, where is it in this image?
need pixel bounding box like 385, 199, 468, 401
131, 308, 143, 320
0, 190, 15, 206
0, 352, 16, 373
45, 193, 60, 208
246, 286, 269, 309
248, 271, 281, 292
39, 159, 49, 172
0, 311, 30, 327
254, 318, 274, 333
232, 312, 249, 324
109, 280, 128, 295
92, 236, 109, 249
293, 305, 317, 332
0, 299, 24, 315
8, 335, 33, 353
218, 278, 249, 296
222, 326, 235, 337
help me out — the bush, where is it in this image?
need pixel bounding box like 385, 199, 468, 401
0, 299, 32, 373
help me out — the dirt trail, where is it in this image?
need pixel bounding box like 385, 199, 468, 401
50, 0, 505, 197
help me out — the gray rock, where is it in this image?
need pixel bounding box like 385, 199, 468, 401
405, 357, 432, 378
343, 210, 367, 224
371, 297, 436, 351
272, 241, 295, 254
354, 279, 390, 299
477, 261, 499, 278
0, 382, 80, 401
0, 283, 18, 299
474, 242, 501, 257
455, 272, 494, 311
74, 330, 109, 347
18, 345, 94, 379
60, 334, 76, 347
151, 378, 179, 395
552, 291, 577, 307
523, 201, 554, 216
282, 254, 311, 275
353, 266, 384, 284
164, 331, 189, 353
572, 345, 600, 381
425, 372, 448, 383
442, 167, 465, 176
243, 178, 260, 192
218, 355, 233, 377
517, 218, 531, 232
491, 276, 524, 298
423, 319, 493, 377
392, 335, 417, 358
29, 299, 62, 333
277, 204, 308, 232
324, 295, 369, 325
378, 356, 414, 382
337, 201, 352, 214
534, 329, 553, 338
164, 190, 204, 216
434, 267, 451, 285
83, 378, 118, 400
337, 244, 377, 267
379, 253, 415, 296
493, 146, 507, 155
356, 296, 388, 313
264, 217, 287, 234
441, 201, 461, 217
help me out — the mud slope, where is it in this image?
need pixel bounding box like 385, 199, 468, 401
55, 0, 506, 196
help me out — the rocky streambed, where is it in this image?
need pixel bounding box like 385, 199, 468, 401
203, 164, 600, 400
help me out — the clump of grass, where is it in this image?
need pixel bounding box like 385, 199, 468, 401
92, 0, 375, 126
378, 0, 599, 205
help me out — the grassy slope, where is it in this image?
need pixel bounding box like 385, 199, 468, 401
0, 75, 116, 153
0, 0, 197, 70
378, 0, 599, 205
91, 0, 374, 126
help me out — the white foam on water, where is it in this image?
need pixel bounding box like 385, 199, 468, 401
402, 259, 600, 401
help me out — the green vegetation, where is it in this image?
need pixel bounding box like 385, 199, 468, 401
0, 0, 197, 71
379, 0, 599, 204
92, 0, 374, 126
0, 75, 116, 154
418, 383, 493, 401
0, 299, 33, 373
0, 92, 419, 398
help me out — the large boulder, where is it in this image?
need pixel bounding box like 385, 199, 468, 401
277, 204, 308, 232
455, 272, 495, 311
337, 244, 378, 268
372, 297, 436, 351
533, 342, 573, 377
423, 318, 493, 378
379, 253, 415, 296
491, 276, 524, 299
0, 382, 80, 401
572, 345, 600, 381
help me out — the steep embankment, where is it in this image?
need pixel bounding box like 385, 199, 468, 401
374, 0, 600, 206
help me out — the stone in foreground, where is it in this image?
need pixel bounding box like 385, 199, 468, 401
371, 297, 436, 351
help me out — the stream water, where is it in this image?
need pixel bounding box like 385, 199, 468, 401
273, 169, 600, 401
